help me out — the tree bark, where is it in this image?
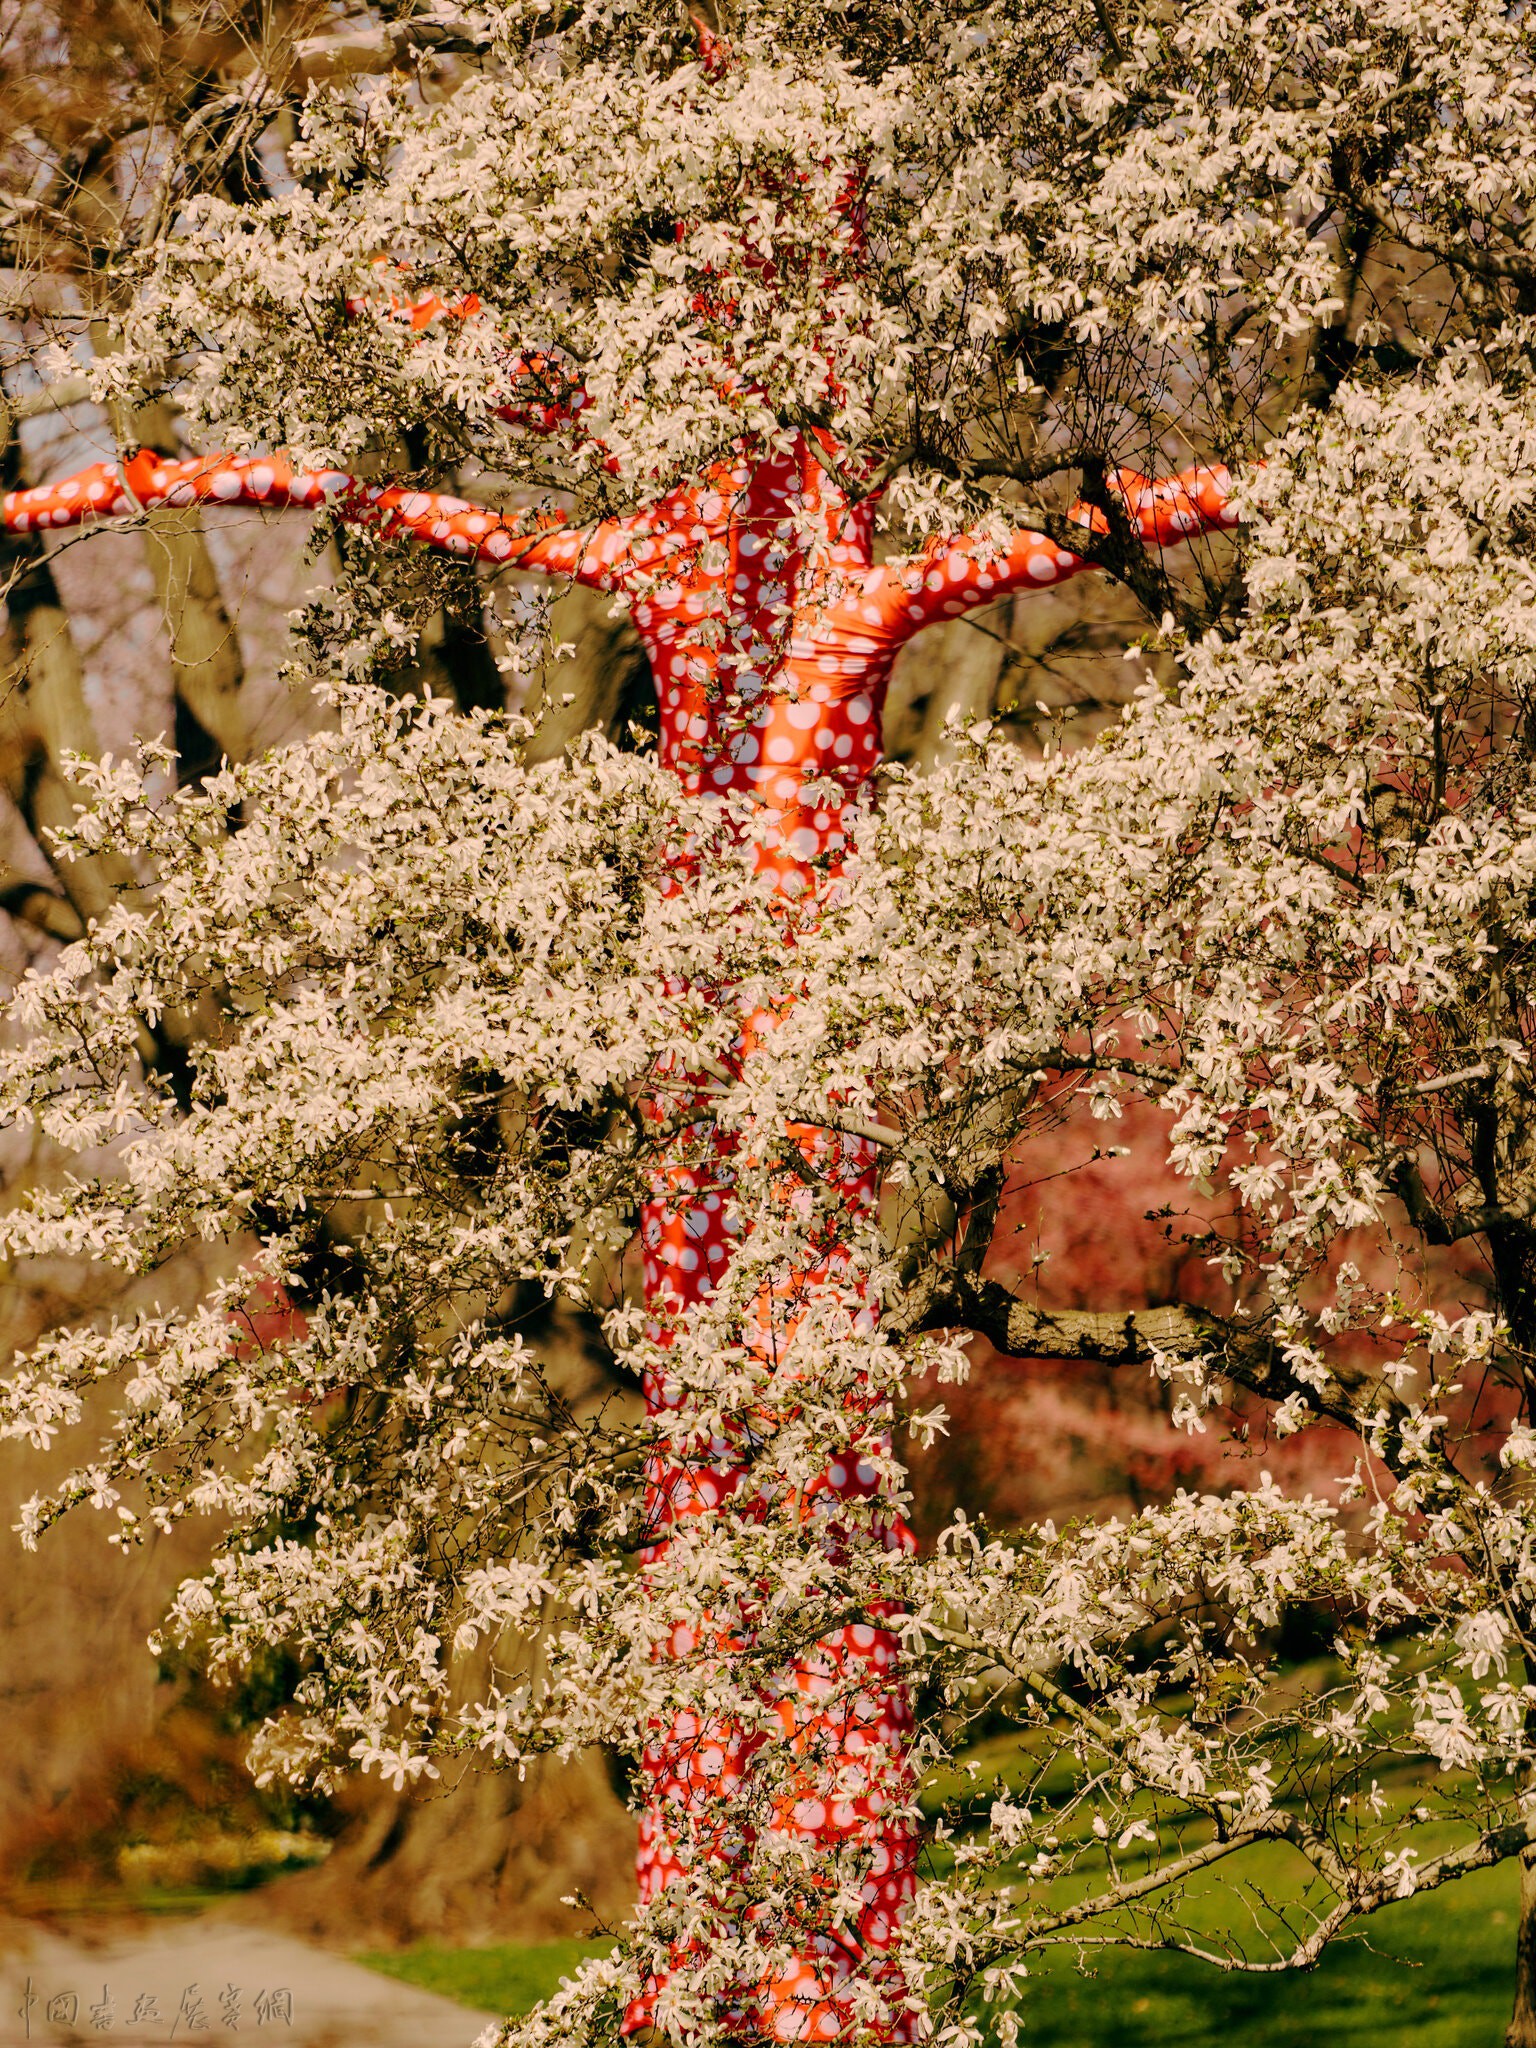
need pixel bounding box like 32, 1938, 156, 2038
1509, 1832, 1536, 2048
0, 522, 141, 929
886, 606, 1006, 769
124, 397, 251, 775
250, 1747, 635, 1947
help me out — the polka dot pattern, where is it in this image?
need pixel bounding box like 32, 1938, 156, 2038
9, 422, 1236, 2045
632, 1116, 921, 2043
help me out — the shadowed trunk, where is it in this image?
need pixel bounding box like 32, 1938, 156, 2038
251, 1747, 634, 1947
1510, 1825, 1536, 2048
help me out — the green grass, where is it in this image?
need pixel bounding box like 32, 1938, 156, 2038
356, 1856, 1518, 2043
7, 1879, 291, 1918
355, 1936, 612, 2017
996, 1856, 1518, 2047
355, 1648, 1523, 2042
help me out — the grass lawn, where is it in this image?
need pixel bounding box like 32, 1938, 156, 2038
357, 1852, 1519, 2044
356, 1934, 612, 2019
358, 1648, 1523, 2042
995, 1855, 1517, 2047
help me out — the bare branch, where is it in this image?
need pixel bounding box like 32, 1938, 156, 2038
1026, 1823, 1282, 1936
1088, 0, 1128, 65
291, 15, 501, 83
1353, 190, 1536, 283
890, 1264, 1226, 1363
1020, 1812, 1536, 1970
1415, 1062, 1492, 1096
1387, 1151, 1536, 1244
892, 1263, 1432, 1483
924, 1621, 1119, 1746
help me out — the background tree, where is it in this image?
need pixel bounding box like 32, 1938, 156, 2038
13, 0, 1536, 2044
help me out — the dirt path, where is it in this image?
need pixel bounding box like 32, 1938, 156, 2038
0, 1917, 499, 2048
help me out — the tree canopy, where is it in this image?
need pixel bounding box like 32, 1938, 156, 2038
9, 0, 1536, 2043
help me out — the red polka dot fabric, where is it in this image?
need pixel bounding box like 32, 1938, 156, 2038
5, 431, 1234, 2040
633, 1098, 921, 2041
2, 442, 1236, 888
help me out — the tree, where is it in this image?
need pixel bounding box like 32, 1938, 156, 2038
0, 0, 1149, 1950
8, 0, 1536, 2044
0, 0, 1136, 1945
1, 9, 1238, 2033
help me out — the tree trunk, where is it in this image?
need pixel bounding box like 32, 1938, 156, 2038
1485, 1206, 1536, 2044
1509, 1839, 1536, 2047
0, 434, 142, 933
113, 384, 251, 775
248, 1748, 635, 1947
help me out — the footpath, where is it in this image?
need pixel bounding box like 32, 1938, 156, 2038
0, 1917, 497, 2048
